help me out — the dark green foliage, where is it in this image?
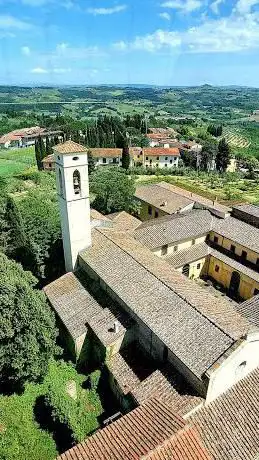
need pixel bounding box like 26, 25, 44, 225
122, 147, 130, 170
91, 167, 136, 214
200, 141, 217, 171
87, 151, 96, 175
45, 136, 52, 156
207, 125, 223, 137
4, 196, 27, 260
216, 138, 231, 173
0, 253, 58, 388
35, 139, 42, 171
181, 150, 197, 168
44, 361, 103, 442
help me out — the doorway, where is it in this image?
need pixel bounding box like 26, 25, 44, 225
229, 271, 241, 298
182, 264, 190, 278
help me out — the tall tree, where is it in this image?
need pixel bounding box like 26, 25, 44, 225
4, 196, 27, 260
91, 168, 136, 214
200, 141, 217, 172
46, 135, 52, 156
122, 147, 130, 170
0, 253, 58, 388
216, 138, 231, 173
87, 151, 96, 176
35, 139, 42, 171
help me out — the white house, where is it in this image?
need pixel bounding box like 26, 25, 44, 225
143, 148, 180, 169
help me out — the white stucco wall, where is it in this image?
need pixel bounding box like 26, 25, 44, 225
206, 332, 259, 404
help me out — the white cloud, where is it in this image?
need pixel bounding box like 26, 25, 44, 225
210, 0, 224, 14
31, 67, 48, 74
112, 40, 128, 50
21, 46, 31, 56
53, 67, 71, 73
159, 12, 171, 20
113, 12, 259, 54
235, 0, 259, 14
160, 0, 202, 12
55, 43, 107, 59
87, 4, 127, 15
0, 15, 31, 30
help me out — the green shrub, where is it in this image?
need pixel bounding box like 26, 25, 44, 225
89, 370, 101, 390
44, 361, 103, 442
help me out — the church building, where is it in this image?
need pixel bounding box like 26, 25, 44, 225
44, 140, 259, 419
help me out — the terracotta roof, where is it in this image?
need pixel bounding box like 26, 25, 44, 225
159, 182, 231, 215
89, 148, 122, 158
192, 365, 259, 460
143, 426, 212, 460
165, 242, 211, 268
236, 295, 259, 328
135, 184, 193, 215
232, 204, 259, 219
241, 289, 259, 319
53, 140, 88, 154
107, 211, 141, 231
42, 154, 54, 163
213, 216, 259, 254
134, 210, 212, 249
143, 148, 180, 157
80, 228, 249, 379
44, 271, 103, 339
57, 398, 186, 460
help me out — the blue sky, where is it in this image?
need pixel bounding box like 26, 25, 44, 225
1, 0, 259, 86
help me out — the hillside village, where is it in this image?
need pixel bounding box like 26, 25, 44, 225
1, 118, 259, 458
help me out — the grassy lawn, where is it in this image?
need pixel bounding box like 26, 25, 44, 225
0, 147, 35, 165
0, 159, 29, 177
0, 360, 103, 460
136, 174, 259, 205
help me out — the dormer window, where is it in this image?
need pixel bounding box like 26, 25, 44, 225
73, 170, 81, 195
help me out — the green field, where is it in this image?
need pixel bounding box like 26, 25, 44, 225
0, 147, 36, 177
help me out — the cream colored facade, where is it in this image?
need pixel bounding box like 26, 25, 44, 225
209, 231, 259, 266
153, 235, 207, 257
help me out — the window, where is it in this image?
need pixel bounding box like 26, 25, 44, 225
156, 163, 159, 168
192, 239, 195, 245
73, 156, 79, 161
165, 164, 168, 168
49, 163, 52, 168
241, 250, 247, 260
73, 170, 81, 195
59, 169, 63, 196
215, 265, 220, 273
165, 156, 168, 161
157, 156, 159, 160
214, 236, 219, 244
150, 159, 152, 164
103, 158, 107, 164
197, 263, 201, 269
254, 288, 259, 296
174, 245, 178, 252
146, 156, 149, 161
161, 245, 168, 256
148, 205, 152, 216
230, 244, 236, 253
137, 155, 140, 158
155, 210, 159, 218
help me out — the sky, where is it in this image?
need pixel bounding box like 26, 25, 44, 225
1, 0, 259, 86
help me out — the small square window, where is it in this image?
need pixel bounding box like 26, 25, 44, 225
192, 239, 195, 245
155, 210, 159, 218
197, 263, 201, 269
146, 156, 149, 161
241, 250, 247, 260
174, 245, 178, 252
230, 245, 236, 253
103, 158, 107, 164
150, 159, 152, 164
165, 164, 168, 168
214, 236, 219, 244
157, 156, 159, 161
215, 265, 220, 273
148, 205, 152, 216
170, 159, 173, 164
165, 156, 168, 161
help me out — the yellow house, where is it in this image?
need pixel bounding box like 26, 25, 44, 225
134, 207, 259, 301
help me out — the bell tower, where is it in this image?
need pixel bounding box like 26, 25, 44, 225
53, 141, 91, 272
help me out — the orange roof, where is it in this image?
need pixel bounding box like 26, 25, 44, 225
42, 154, 55, 163
53, 140, 88, 155
57, 398, 185, 460
143, 148, 180, 157
147, 133, 166, 140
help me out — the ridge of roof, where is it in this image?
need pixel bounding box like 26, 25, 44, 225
53, 140, 88, 154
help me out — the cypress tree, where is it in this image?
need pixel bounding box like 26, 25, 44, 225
122, 147, 130, 170
88, 151, 96, 175
46, 136, 52, 156
216, 138, 231, 173
35, 139, 41, 171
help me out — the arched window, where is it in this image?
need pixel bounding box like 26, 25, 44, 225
73, 170, 81, 195
59, 169, 64, 196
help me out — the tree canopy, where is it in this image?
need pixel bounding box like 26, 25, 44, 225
216, 138, 231, 173
0, 253, 58, 388
91, 167, 136, 214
